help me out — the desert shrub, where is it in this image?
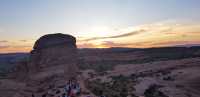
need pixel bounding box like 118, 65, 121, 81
86, 75, 137, 97
163, 76, 174, 81
175, 84, 184, 88
78, 47, 200, 72
144, 84, 168, 97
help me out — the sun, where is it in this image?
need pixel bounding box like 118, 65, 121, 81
89, 26, 114, 37
76, 26, 116, 39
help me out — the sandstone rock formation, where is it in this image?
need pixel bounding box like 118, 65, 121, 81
29, 33, 78, 79
12, 33, 79, 97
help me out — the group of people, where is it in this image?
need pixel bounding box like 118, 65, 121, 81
62, 79, 81, 97
86, 95, 106, 97
62, 80, 106, 97
31, 79, 107, 97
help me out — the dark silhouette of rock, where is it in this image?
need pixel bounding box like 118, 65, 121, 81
28, 33, 78, 79
14, 33, 79, 97
33, 33, 76, 50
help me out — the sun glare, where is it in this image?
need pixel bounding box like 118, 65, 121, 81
89, 26, 114, 37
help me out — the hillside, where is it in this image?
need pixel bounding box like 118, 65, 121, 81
78, 46, 200, 72
0, 53, 29, 74
1, 46, 200, 73
0, 46, 200, 97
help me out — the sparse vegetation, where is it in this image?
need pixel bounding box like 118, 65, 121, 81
144, 84, 168, 97
0, 53, 29, 74
86, 75, 138, 97
163, 76, 175, 81
78, 47, 200, 72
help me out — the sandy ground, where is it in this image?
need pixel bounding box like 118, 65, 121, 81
1, 57, 200, 97
83, 57, 200, 97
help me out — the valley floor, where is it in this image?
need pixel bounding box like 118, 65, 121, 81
0, 57, 200, 97
81, 57, 200, 97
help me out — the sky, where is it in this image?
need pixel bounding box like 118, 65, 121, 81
0, 0, 200, 53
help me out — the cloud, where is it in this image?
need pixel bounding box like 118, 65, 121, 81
0, 45, 9, 49
101, 41, 131, 47
77, 40, 157, 48
77, 43, 96, 48
0, 45, 32, 49
164, 31, 200, 35
151, 40, 200, 47
80, 21, 175, 42
77, 20, 200, 48
20, 40, 28, 42
82, 29, 146, 41
12, 45, 32, 48
0, 40, 9, 49
77, 41, 132, 48
0, 40, 8, 43
133, 41, 154, 46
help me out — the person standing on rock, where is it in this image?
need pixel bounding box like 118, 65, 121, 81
31, 93, 35, 97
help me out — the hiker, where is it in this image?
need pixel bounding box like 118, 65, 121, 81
31, 93, 35, 97
76, 83, 81, 94
68, 89, 75, 97
42, 93, 46, 97
65, 80, 73, 93
64, 84, 70, 93
71, 83, 76, 89
67, 86, 72, 97
64, 79, 81, 97
62, 93, 67, 97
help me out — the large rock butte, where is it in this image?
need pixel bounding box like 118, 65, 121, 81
28, 33, 77, 79
13, 33, 79, 97
29, 33, 78, 78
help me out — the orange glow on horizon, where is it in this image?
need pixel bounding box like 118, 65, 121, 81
1, 22, 200, 53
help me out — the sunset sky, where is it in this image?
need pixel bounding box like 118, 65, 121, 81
0, 0, 200, 53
